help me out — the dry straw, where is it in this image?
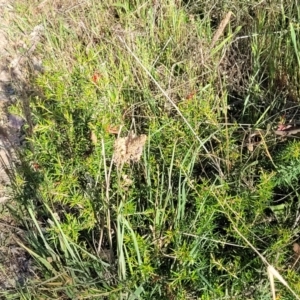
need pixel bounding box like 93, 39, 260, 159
210, 11, 233, 50
113, 132, 147, 166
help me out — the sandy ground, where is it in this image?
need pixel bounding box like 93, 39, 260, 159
0, 0, 35, 290
0, 0, 24, 189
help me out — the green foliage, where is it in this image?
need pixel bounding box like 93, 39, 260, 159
4, 0, 300, 299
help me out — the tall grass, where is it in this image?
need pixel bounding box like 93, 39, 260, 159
2, 0, 300, 299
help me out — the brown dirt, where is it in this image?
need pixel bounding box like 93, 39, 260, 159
0, 0, 35, 291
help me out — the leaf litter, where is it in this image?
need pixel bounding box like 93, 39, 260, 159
113, 131, 147, 166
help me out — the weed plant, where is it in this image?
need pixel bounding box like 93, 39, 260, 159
3, 0, 300, 299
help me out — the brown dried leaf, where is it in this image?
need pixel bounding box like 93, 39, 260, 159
113, 132, 147, 166
113, 137, 127, 165
107, 125, 121, 135
90, 131, 97, 145
292, 243, 300, 270
122, 174, 133, 187
293, 243, 300, 255
247, 143, 254, 152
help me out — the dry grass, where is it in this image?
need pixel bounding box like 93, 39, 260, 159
1, 0, 300, 299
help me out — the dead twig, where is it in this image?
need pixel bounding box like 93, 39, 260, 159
274, 127, 300, 137
210, 11, 233, 50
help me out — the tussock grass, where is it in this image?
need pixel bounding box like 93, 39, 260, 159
2, 0, 300, 299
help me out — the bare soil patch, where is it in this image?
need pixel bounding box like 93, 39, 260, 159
0, 0, 35, 290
